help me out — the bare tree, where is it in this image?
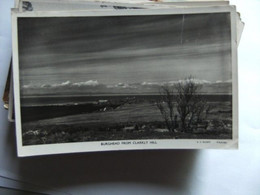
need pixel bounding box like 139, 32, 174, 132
175, 76, 211, 132
157, 76, 211, 133
156, 86, 177, 132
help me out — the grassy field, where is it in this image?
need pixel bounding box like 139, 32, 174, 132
22, 100, 232, 145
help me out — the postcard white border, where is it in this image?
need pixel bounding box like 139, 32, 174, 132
12, 6, 238, 157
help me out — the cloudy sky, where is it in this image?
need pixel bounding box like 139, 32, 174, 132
18, 12, 232, 94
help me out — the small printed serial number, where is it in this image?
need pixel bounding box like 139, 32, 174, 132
216, 141, 227, 144
197, 141, 211, 144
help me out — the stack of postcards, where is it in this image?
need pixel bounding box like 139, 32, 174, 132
4, 0, 244, 156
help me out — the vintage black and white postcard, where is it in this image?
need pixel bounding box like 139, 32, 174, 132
12, 7, 238, 156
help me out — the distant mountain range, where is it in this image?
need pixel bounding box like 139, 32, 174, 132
21, 79, 232, 96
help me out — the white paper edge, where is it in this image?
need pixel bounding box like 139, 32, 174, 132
17, 0, 230, 13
